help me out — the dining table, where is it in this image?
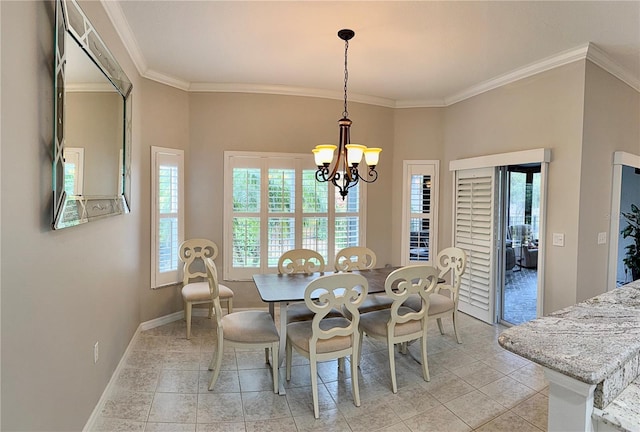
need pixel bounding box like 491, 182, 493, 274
252, 265, 445, 394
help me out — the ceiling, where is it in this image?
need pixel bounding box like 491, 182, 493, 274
103, 1, 640, 108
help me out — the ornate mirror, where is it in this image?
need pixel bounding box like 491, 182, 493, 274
53, 0, 132, 229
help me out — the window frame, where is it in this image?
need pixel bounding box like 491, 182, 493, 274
401, 160, 439, 265
223, 150, 367, 281
151, 146, 185, 289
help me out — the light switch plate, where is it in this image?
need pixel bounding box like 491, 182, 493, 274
552, 233, 565, 247
598, 232, 607, 245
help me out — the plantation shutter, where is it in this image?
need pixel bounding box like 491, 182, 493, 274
454, 167, 496, 323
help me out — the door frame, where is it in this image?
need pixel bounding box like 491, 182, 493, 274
451, 148, 551, 321
607, 151, 640, 291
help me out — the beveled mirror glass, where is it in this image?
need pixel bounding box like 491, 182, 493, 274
53, 0, 132, 229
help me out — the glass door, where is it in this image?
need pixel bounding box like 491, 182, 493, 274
499, 164, 541, 325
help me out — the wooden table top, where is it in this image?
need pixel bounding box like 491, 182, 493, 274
253, 266, 400, 303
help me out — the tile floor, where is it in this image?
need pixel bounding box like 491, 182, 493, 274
503, 267, 538, 325
91, 312, 549, 432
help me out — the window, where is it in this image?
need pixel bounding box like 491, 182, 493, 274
63, 147, 84, 196
401, 161, 439, 265
224, 151, 366, 280
151, 146, 184, 288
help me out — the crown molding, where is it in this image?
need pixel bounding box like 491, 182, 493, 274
100, 0, 147, 77
98, 6, 639, 108
66, 83, 118, 93
586, 44, 640, 92
445, 44, 591, 106
188, 83, 397, 108
146, 70, 191, 91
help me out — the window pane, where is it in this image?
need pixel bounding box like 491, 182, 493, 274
335, 216, 359, 252
233, 168, 260, 212
159, 217, 179, 272
159, 164, 178, 214
508, 172, 526, 226
335, 183, 359, 213
409, 218, 430, 261
411, 175, 431, 213
267, 217, 295, 266
64, 162, 77, 195
303, 217, 328, 260
268, 168, 295, 213
302, 170, 328, 213
233, 217, 260, 267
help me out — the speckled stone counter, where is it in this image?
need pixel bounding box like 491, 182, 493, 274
593, 376, 640, 431
499, 280, 640, 406
498, 280, 640, 431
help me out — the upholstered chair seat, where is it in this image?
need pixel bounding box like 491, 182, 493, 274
205, 258, 279, 393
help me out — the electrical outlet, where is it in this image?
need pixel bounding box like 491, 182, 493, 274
94, 341, 99, 364
597, 232, 607, 245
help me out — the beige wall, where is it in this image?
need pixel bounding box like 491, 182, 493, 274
138, 78, 190, 322
1, 1, 144, 430
577, 61, 640, 301
442, 62, 587, 313
391, 108, 444, 261
2, 1, 639, 429
187, 93, 394, 307
66, 92, 122, 195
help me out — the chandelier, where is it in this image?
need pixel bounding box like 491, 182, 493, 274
312, 29, 381, 199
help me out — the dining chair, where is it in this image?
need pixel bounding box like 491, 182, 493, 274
405, 247, 467, 343
334, 246, 377, 271
278, 248, 325, 274
179, 239, 234, 339
286, 272, 368, 418
204, 257, 280, 393
335, 246, 394, 316
358, 264, 439, 393
278, 248, 342, 323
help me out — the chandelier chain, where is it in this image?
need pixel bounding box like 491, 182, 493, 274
343, 39, 349, 118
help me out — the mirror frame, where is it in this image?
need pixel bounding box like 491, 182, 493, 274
53, 0, 132, 229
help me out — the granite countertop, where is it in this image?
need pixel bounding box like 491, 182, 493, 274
498, 280, 640, 385
593, 376, 640, 431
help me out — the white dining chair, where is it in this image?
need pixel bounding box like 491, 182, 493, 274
335, 246, 394, 316
358, 264, 439, 393
405, 247, 467, 343
286, 272, 367, 418
179, 239, 234, 339
204, 257, 280, 393
334, 246, 377, 271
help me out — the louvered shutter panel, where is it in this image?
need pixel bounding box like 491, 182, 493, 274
454, 167, 496, 323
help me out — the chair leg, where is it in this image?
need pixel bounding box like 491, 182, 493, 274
351, 350, 361, 407
351, 340, 362, 407
310, 357, 320, 419
452, 311, 462, 344
357, 330, 364, 368
227, 297, 233, 314
271, 342, 279, 393
399, 342, 408, 354
208, 335, 224, 391
185, 302, 193, 340
388, 335, 398, 394
421, 335, 430, 382
286, 341, 292, 382
436, 317, 445, 335
264, 347, 270, 364
207, 302, 213, 319
338, 357, 345, 372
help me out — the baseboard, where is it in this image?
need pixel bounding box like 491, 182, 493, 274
82, 311, 183, 431
82, 306, 270, 431
139, 310, 184, 331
